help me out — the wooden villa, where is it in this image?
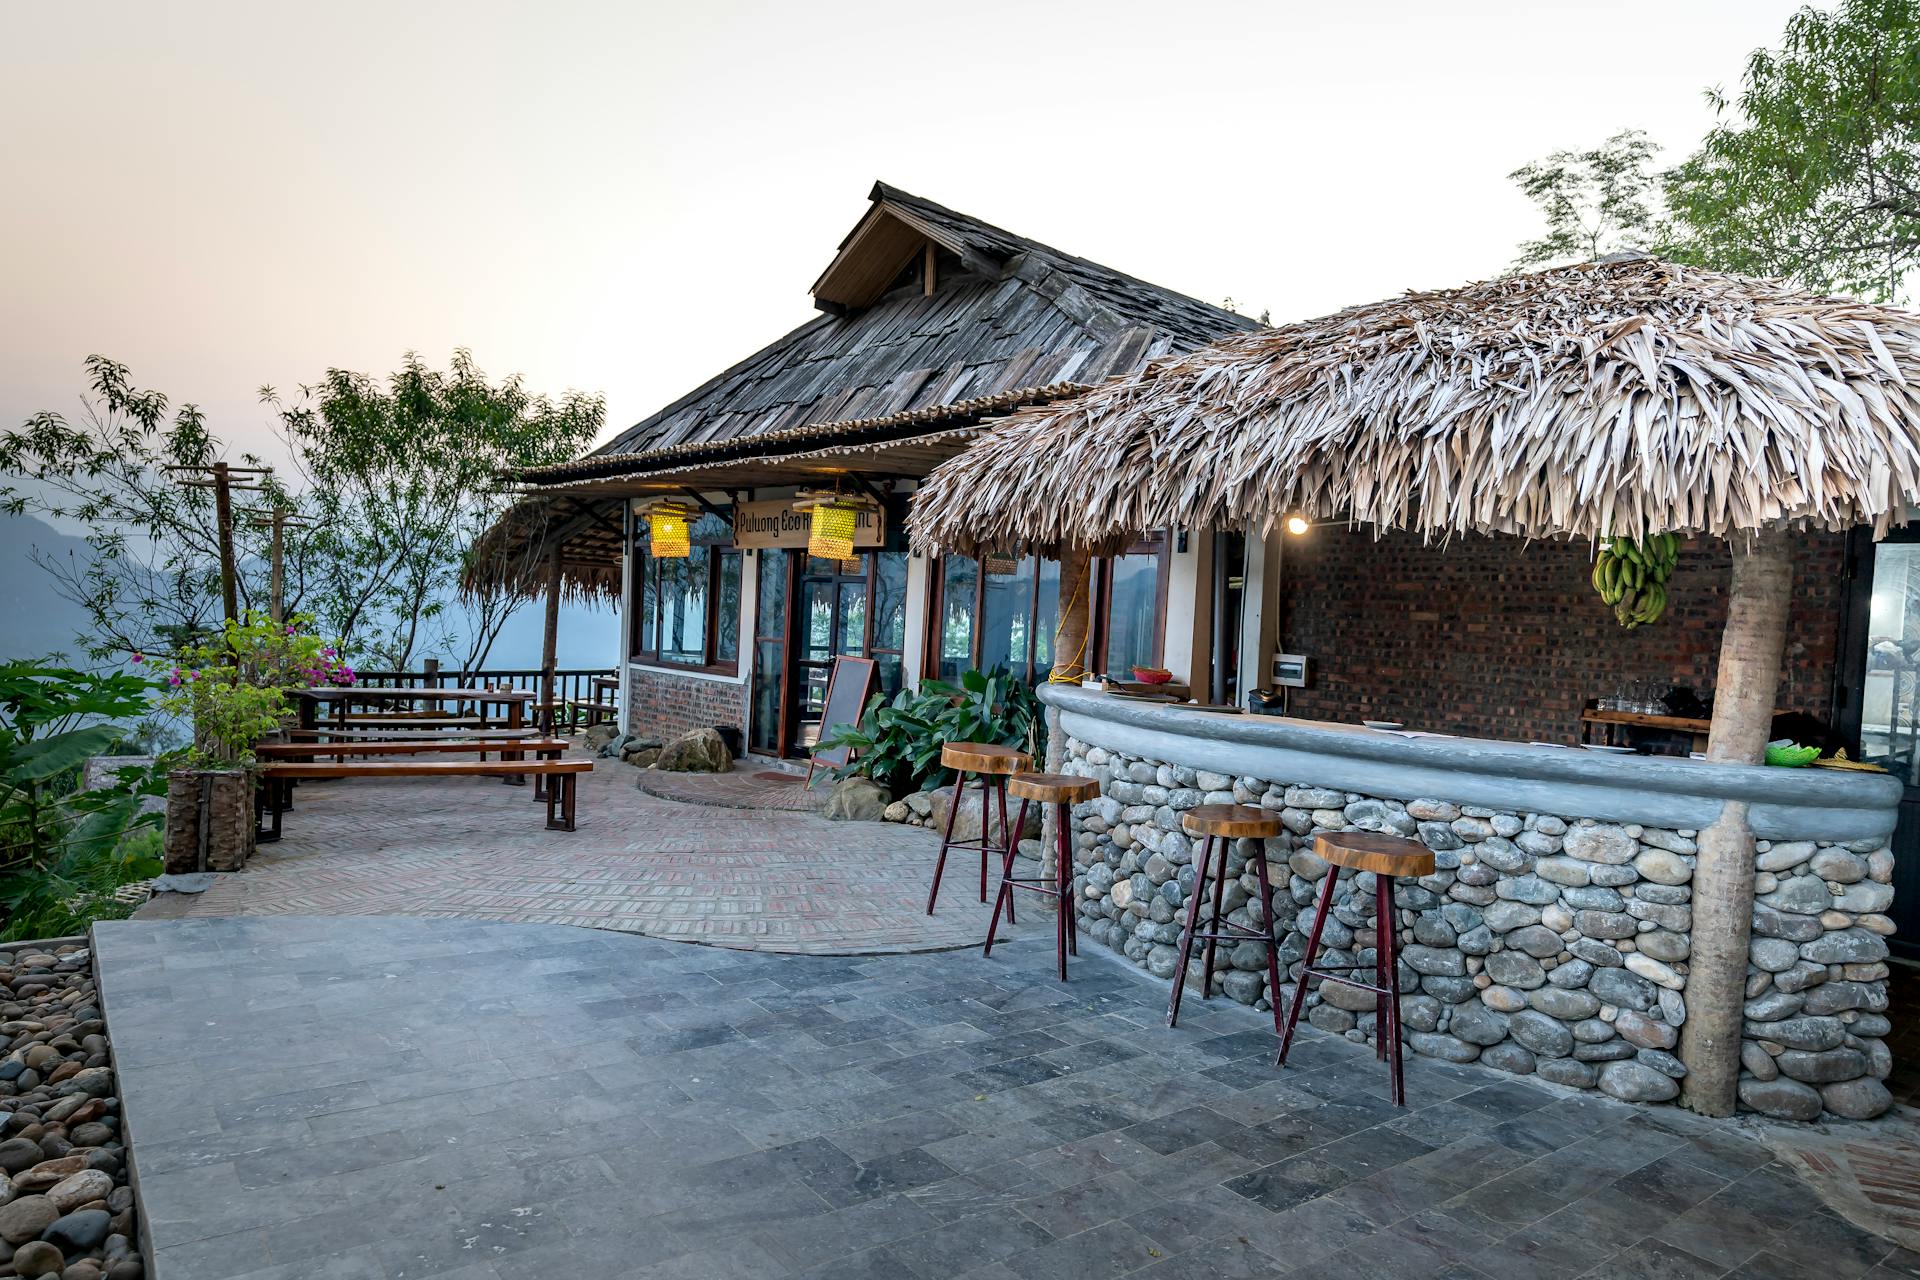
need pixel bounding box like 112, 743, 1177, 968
474, 181, 1252, 758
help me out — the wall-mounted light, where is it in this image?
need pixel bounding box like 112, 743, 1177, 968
1284, 514, 1311, 536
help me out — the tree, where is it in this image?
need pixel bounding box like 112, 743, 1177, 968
1666, 0, 1920, 300
3, 352, 604, 673
265, 349, 602, 672
1508, 129, 1671, 270
0, 357, 296, 659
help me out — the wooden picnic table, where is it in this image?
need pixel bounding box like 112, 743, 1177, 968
294, 686, 533, 736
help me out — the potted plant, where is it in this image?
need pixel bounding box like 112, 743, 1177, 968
153, 612, 352, 871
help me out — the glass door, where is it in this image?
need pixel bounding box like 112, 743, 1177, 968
748, 550, 791, 756
790, 555, 871, 755
1843, 532, 1920, 960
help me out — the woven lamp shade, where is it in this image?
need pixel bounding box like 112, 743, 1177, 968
808, 501, 860, 560
648, 506, 691, 558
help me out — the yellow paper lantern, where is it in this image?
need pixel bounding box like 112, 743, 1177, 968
808, 501, 859, 560
647, 504, 692, 558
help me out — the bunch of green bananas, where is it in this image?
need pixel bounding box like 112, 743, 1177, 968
1591, 533, 1679, 629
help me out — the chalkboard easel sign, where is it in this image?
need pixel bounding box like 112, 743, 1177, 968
806, 656, 877, 787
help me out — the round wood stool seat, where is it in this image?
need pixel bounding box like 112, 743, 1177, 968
1007, 772, 1099, 805
1181, 803, 1284, 840
1312, 831, 1435, 878
940, 742, 1032, 775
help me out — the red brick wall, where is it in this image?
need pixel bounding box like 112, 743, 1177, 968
1276, 529, 1848, 744
623, 664, 750, 743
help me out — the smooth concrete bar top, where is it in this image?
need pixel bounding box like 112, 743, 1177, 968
1041, 685, 1904, 843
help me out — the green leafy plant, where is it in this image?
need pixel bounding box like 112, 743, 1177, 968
154, 610, 352, 767
2, 826, 163, 943
0, 662, 163, 937
824, 667, 1042, 798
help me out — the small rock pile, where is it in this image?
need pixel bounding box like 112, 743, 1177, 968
0, 944, 142, 1280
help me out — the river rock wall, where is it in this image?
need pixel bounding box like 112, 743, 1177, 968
1060, 736, 1895, 1122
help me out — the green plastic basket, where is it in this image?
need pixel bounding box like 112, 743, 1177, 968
1764, 743, 1820, 768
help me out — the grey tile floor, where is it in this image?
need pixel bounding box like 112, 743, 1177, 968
92, 917, 1917, 1280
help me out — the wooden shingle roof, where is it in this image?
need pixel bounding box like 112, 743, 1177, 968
590, 182, 1254, 462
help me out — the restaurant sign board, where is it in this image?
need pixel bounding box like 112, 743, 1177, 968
732, 498, 885, 550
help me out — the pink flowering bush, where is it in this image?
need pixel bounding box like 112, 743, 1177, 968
155, 612, 353, 766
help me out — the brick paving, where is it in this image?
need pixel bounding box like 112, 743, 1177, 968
635, 766, 828, 812
137, 755, 1016, 954
97, 915, 1920, 1280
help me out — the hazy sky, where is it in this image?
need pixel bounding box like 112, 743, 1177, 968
2, 0, 1808, 468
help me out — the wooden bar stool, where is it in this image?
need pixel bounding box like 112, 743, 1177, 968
1167, 804, 1286, 1036
1276, 830, 1435, 1106
926, 742, 1031, 915
983, 772, 1098, 979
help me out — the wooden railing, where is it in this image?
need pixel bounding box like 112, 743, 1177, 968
351, 666, 617, 712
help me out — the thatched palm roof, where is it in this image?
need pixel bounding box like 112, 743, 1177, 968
909, 255, 1920, 556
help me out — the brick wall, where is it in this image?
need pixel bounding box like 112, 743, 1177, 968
1276, 529, 1848, 744
624, 664, 750, 743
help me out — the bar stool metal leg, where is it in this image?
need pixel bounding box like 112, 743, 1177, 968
1056, 808, 1077, 959
1276, 866, 1342, 1067
1166, 834, 1214, 1028
1378, 875, 1406, 1105
1201, 835, 1231, 1002
1251, 843, 1285, 1037
927, 767, 968, 915
982, 797, 1030, 958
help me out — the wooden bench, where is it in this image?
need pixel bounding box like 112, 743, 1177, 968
257, 738, 569, 762
257, 758, 592, 836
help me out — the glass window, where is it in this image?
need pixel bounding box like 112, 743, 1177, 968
630, 507, 742, 671
1034, 556, 1062, 672
715, 551, 742, 663
980, 555, 1036, 675
756, 549, 787, 639
940, 556, 978, 681
1864, 543, 1920, 783
658, 545, 710, 664
836, 579, 867, 654
873, 553, 907, 651
1106, 549, 1161, 674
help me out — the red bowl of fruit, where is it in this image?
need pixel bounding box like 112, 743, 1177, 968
1131, 666, 1173, 685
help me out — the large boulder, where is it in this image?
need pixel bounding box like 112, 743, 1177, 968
654, 727, 734, 773
582, 723, 621, 751
928, 786, 1041, 843
824, 777, 890, 822
619, 737, 663, 768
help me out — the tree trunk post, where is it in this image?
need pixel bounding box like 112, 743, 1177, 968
1040, 543, 1093, 879
540, 545, 563, 734
1678, 532, 1794, 1117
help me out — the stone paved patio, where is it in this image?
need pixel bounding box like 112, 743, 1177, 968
97, 915, 1918, 1280
137, 757, 1006, 954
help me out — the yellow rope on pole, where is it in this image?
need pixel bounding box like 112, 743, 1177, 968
1046, 575, 1089, 684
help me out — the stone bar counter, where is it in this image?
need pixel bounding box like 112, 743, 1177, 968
1041, 685, 1903, 1121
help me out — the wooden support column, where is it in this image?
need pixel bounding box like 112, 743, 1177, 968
1679, 532, 1793, 1116
540, 545, 563, 734
1041, 543, 1095, 879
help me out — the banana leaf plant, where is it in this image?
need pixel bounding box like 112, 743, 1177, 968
0, 663, 164, 931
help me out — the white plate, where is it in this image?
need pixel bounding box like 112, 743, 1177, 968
1362, 720, 1405, 731
1584, 744, 1634, 754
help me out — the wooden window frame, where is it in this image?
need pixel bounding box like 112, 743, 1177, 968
1092, 531, 1172, 675
630, 530, 743, 676
926, 550, 1072, 684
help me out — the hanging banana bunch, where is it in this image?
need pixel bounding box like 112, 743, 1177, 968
1591, 533, 1679, 629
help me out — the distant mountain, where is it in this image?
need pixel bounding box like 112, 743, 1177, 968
0, 513, 104, 661
0, 511, 619, 671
